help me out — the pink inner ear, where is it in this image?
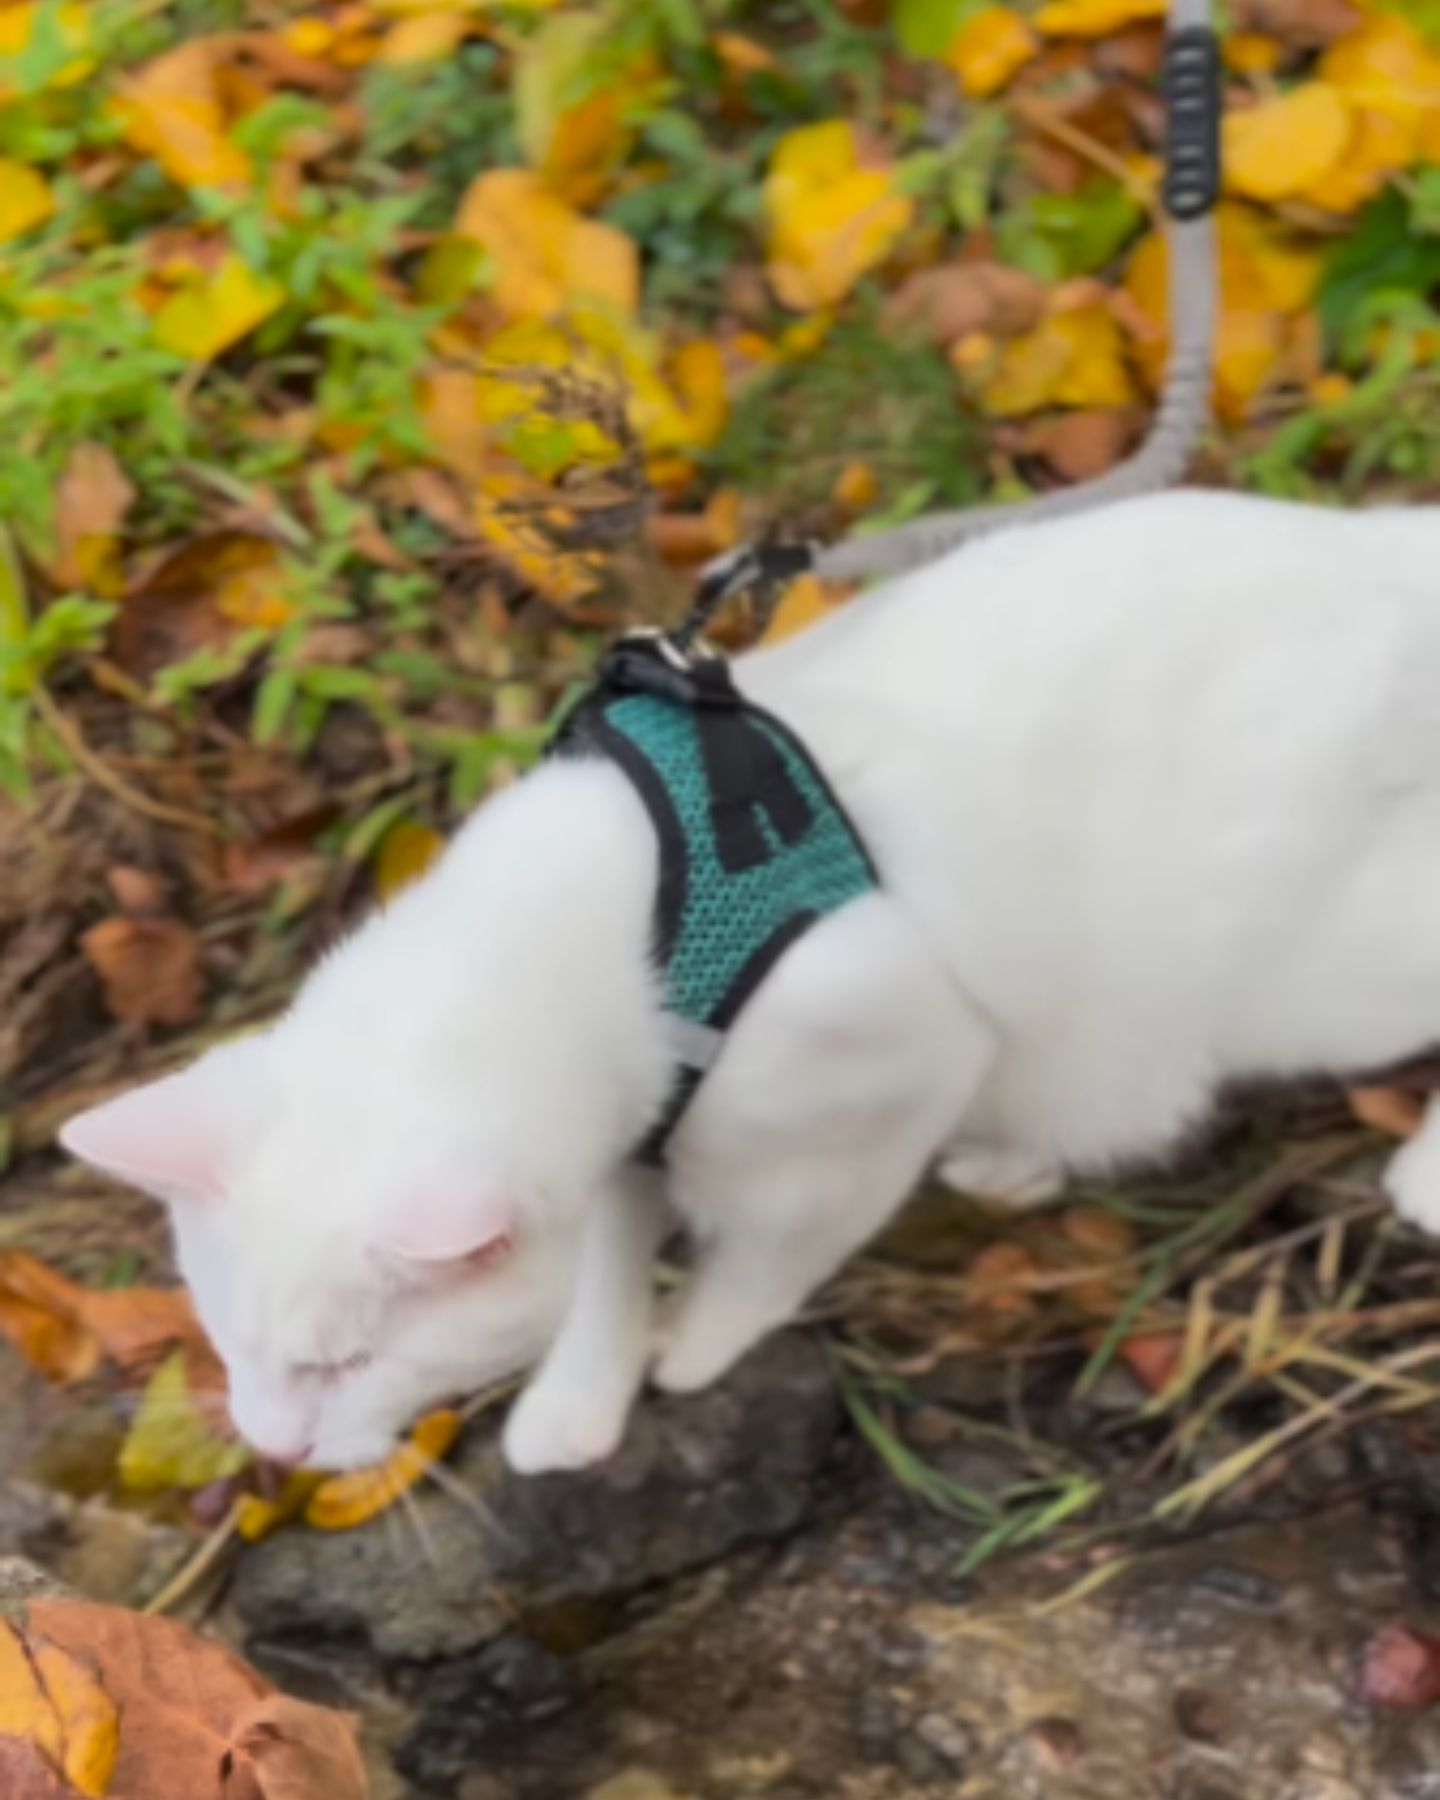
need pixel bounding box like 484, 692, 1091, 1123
59, 1072, 227, 1204
382, 1191, 515, 1264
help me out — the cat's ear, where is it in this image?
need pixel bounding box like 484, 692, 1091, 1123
59, 1035, 269, 1205
380, 1191, 515, 1267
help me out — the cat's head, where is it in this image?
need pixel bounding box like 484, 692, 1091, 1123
60, 1030, 579, 1470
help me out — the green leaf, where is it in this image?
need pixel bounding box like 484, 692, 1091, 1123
1319, 187, 1440, 342
0, 521, 27, 644
894, 0, 985, 58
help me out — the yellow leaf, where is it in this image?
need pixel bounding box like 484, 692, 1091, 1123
515, 10, 645, 206
33, 1642, 120, 1798
1303, 100, 1416, 212
667, 338, 728, 448
377, 10, 471, 63
119, 1350, 252, 1492
213, 552, 293, 630
116, 40, 251, 190
1319, 12, 1440, 126
306, 1410, 461, 1530
764, 121, 913, 310
981, 303, 1137, 416
472, 467, 602, 608
945, 5, 1039, 97
152, 254, 284, 361
0, 161, 55, 243
375, 820, 446, 900
1223, 32, 1283, 76
1223, 83, 1352, 202
455, 168, 639, 320
1035, 0, 1165, 38
1125, 204, 1321, 421
832, 459, 877, 511
762, 573, 847, 645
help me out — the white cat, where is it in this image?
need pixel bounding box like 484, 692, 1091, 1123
62, 491, 1440, 1477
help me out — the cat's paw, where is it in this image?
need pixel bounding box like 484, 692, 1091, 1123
651, 1325, 742, 1395
501, 1380, 626, 1476
935, 1145, 1063, 1210
1384, 1132, 1440, 1236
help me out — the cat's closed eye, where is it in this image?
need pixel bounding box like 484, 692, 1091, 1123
295, 1350, 373, 1382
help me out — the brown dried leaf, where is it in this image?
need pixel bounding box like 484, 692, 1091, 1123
1025, 408, 1139, 480
117, 532, 287, 675
0, 1736, 85, 1799
1348, 1085, 1422, 1140
884, 260, 1045, 347
51, 444, 135, 597
105, 866, 170, 917
1355, 1624, 1440, 1709
26, 1601, 368, 1800
1230, 0, 1360, 47
79, 916, 203, 1027
0, 1249, 204, 1382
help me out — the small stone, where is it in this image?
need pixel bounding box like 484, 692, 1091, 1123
1173, 1687, 1230, 1745
588, 1775, 692, 1800
894, 1731, 950, 1786
912, 1711, 976, 1771
1189, 1564, 1282, 1610
1027, 1717, 1084, 1771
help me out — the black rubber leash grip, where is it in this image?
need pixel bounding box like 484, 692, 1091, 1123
1163, 27, 1222, 221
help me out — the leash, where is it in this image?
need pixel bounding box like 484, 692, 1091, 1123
674, 0, 1222, 647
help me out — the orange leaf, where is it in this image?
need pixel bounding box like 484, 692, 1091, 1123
1118, 1331, 1185, 1396
51, 444, 135, 597
0, 1621, 117, 1798
79, 916, 203, 1027
377, 10, 470, 64
0, 1249, 204, 1383
1035, 0, 1165, 38
27, 1601, 367, 1800
115, 40, 251, 190
306, 1409, 461, 1529
761, 573, 849, 645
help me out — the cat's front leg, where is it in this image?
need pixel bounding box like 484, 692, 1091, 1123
1384, 1096, 1440, 1236
935, 1142, 1064, 1209
503, 1171, 666, 1475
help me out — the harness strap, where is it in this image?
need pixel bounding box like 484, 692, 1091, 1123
549, 632, 876, 1166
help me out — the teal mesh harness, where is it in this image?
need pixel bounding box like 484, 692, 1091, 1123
551, 634, 878, 1164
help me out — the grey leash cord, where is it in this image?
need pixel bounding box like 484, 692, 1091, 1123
676, 0, 1222, 646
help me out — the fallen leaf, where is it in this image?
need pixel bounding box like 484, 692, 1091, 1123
26, 1600, 368, 1799
831, 459, 878, 511
1060, 1206, 1135, 1257
945, 5, 1039, 97
79, 916, 203, 1027
1224, 83, 1352, 204
1355, 1624, 1440, 1709
374, 820, 445, 900
885, 259, 1046, 346
966, 1241, 1041, 1316
0, 162, 56, 244
455, 168, 639, 321
376, 10, 470, 64
0, 1736, 85, 1799
1118, 1331, 1184, 1395
1025, 407, 1137, 479
236, 1471, 325, 1544
980, 301, 1137, 415
51, 444, 135, 598
764, 120, 914, 311
120, 1349, 250, 1493
1125, 203, 1322, 420
106, 865, 169, 916
115, 40, 251, 190
515, 11, 655, 206
1348, 1084, 1422, 1140
1230, 0, 1359, 47
761, 573, 848, 645
119, 531, 288, 674
0, 1619, 118, 1797
0, 3, 93, 95
306, 1409, 461, 1529
1035, 0, 1165, 39
151, 254, 285, 362
0, 1249, 205, 1384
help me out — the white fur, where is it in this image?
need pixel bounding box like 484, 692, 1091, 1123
62, 492, 1440, 1473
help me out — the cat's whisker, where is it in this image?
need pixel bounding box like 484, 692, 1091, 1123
397, 1480, 439, 1572
417, 1453, 504, 1542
